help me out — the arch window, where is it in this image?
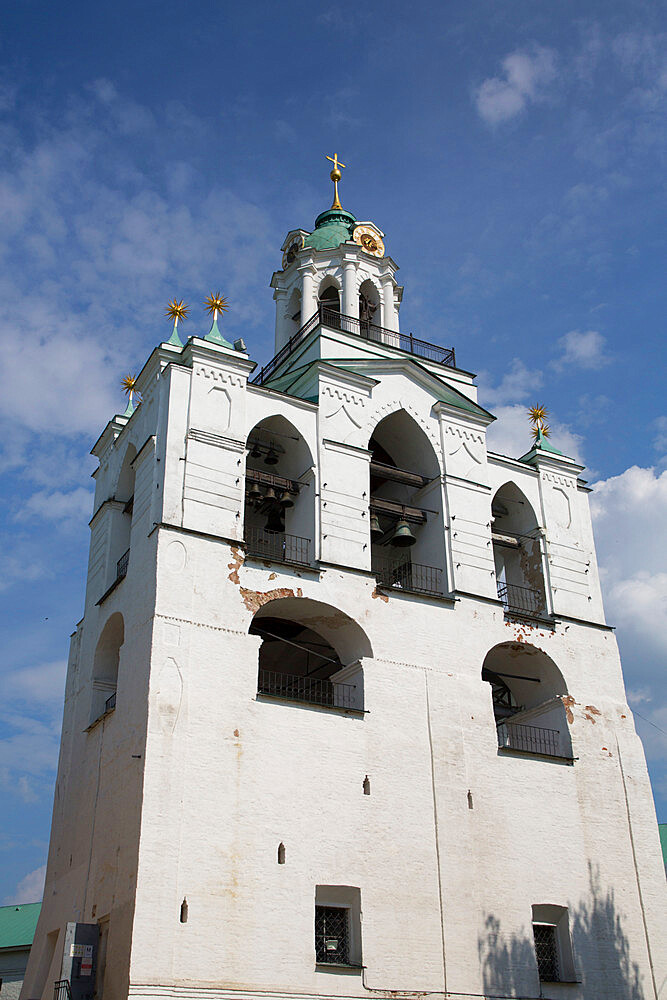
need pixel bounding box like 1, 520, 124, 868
111, 445, 136, 586
318, 280, 341, 329
244, 416, 314, 567
482, 643, 573, 760
368, 410, 446, 597
285, 287, 302, 340
358, 279, 380, 335
491, 483, 547, 620
91, 613, 124, 723
250, 597, 371, 712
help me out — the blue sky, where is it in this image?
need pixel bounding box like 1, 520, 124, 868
0, 0, 665, 904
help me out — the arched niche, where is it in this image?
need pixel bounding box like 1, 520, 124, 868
368, 410, 445, 596
482, 642, 572, 759
91, 612, 124, 722
284, 286, 302, 341
359, 278, 380, 333
491, 482, 547, 619
318, 276, 341, 318
111, 444, 136, 585
244, 416, 315, 566
250, 597, 371, 711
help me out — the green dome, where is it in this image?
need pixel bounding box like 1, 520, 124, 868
303, 208, 356, 251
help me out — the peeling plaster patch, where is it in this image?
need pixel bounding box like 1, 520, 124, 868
584, 705, 601, 724
233, 729, 239, 738
228, 545, 244, 585
371, 588, 389, 603
268, 573, 277, 580
240, 586, 303, 613
562, 695, 576, 725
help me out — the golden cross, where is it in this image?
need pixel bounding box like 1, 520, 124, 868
326, 153, 346, 175
325, 153, 346, 209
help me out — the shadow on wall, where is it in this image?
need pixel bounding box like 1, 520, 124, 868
478, 865, 645, 1000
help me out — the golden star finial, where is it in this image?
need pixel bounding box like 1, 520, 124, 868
528, 404, 549, 427
204, 292, 230, 320
325, 152, 346, 210
121, 374, 137, 396
531, 423, 551, 440
165, 299, 189, 324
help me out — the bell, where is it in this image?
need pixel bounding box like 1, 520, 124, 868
264, 486, 277, 503
279, 490, 294, 509
247, 481, 262, 502
370, 514, 383, 539
265, 511, 285, 533
249, 442, 262, 459
264, 445, 279, 465
390, 518, 416, 547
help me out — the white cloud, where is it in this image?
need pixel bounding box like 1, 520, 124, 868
477, 358, 543, 407
4, 864, 46, 905
0, 660, 67, 704
15, 487, 92, 526
552, 329, 610, 371
475, 46, 557, 125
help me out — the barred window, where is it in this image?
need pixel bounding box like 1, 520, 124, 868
315, 905, 349, 965
533, 923, 560, 982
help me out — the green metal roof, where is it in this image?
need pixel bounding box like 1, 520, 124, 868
0, 902, 41, 950
303, 208, 357, 251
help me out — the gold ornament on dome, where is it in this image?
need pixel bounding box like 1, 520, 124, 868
204, 292, 230, 317
325, 152, 346, 209
528, 404, 549, 427
353, 224, 385, 257
531, 423, 551, 440
165, 299, 189, 323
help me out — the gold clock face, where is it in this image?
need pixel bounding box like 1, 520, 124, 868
282, 234, 304, 268
353, 225, 385, 257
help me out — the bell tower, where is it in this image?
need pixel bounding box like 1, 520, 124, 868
271, 154, 403, 352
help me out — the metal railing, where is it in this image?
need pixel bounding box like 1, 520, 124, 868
251, 306, 456, 385
373, 558, 442, 596
245, 527, 310, 566
258, 668, 357, 709
116, 548, 130, 581
497, 581, 543, 618
54, 981, 72, 1000
497, 722, 561, 757
105, 691, 117, 713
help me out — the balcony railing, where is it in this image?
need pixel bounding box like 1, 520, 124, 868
116, 548, 130, 581
54, 982, 72, 1000
251, 306, 456, 385
497, 722, 561, 757
373, 558, 442, 596
105, 691, 117, 713
258, 668, 357, 710
245, 527, 310, 566
497, 581, 543, 619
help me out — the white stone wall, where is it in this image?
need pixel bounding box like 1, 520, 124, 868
23, 330, 667, 1000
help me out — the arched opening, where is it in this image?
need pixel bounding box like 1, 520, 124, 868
318, 278, 341, 329
491, 482, 547, 619
111, 445, 136, 585
482, 642, 573, 759
285, 286, 302, 341
91, 612, 124, 722
359, 279, 380, 335
368, 410, 445, 596
244, 416, 314, 566
250, 597, 371, 711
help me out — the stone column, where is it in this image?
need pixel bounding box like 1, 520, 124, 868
342, 258, 358, 318
381, 277, 396, 332
273, 287, 289, 351
301, 267, 317, 323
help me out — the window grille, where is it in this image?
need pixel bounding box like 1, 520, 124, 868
315, 905, 349, 965
533, 923, 560, 982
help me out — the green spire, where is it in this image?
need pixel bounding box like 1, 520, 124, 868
204, 317, 234, 349
166, 323, 183, 348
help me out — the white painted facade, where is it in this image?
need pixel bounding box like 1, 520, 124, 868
22, 198, 666, 1000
